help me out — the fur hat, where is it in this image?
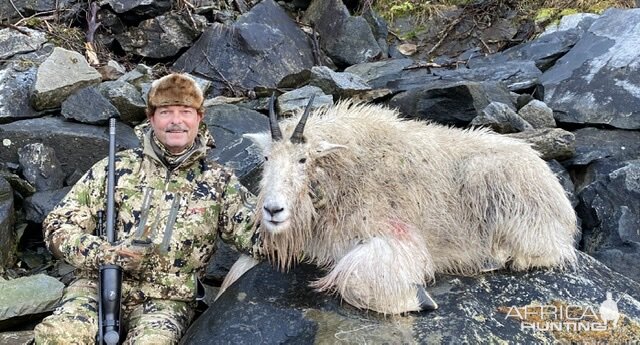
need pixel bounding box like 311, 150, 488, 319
147, 73, 204, 115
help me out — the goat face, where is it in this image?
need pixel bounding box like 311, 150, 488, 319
244, 95, 346, 234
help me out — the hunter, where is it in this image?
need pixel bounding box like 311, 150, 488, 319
34, 73, 261, 344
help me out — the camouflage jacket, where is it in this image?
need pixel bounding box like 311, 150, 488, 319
43, 121, 260, 302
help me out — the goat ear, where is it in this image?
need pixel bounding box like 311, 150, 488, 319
314, 140, 347, 157
243, 133, 271, 152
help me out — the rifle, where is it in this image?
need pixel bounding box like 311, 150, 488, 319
97, 117, 123, 345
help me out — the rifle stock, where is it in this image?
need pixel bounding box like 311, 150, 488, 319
97, 117, 123, 345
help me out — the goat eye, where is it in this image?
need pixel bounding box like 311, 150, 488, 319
264, 156, 269, 161
299, 158, 307, 164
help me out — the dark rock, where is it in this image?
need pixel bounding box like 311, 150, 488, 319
308, 66, 371, 98
0, 67, 43, 124
468, 29, 580, 72
0, 177, 16, 269
116, 11, 205, 58
548, 160, 578, 208
346, 59, 542, 93
205, 240, 241, 285
17, 143, 65, 191
302, 0, 381, 67
104, 0, 171, 17
0, 27, 47, 60
541, 9, 640, 129
24, 187, 71, 224
0, 0, 79, 24
389, 81, 514, 127
577, 158, 640, 283
0, 117, 138, 181
61, 86, 120, 125
565, 128, 640, 166
277, 86, 333, 117
471, 102, 532, 134
204, 104, 268, 193
362, 7, 389, 58
174, 0, 315, 96
183, 252, 640, 344
98, 81, 146, 125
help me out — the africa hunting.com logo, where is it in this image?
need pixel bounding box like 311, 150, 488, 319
503, 292, 620, 332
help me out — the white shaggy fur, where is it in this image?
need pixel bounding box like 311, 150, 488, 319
236, 101, 577, 314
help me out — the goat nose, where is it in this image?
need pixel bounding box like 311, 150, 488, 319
264, 205, 284, 217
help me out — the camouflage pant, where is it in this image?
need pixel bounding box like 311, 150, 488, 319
33, 278, 194, 345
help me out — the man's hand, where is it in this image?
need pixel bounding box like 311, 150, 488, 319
100, 239, 154, 271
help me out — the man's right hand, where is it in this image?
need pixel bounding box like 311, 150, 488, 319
100, 239, 154, 271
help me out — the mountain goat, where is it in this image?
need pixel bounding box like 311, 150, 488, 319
221, 96, 577, 315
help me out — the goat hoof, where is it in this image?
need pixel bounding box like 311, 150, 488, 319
416, 285, 438, 311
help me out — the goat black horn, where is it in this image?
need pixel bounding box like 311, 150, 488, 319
290, 94, 315, 144
268, 93, 283, 141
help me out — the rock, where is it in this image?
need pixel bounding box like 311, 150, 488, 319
0, 171, 35, 199
303, 0, 381, 67
346, 59, 542, 93
0, 117, 138, 181
104, 0, 171, 16
277, 86, 333, 117
0, 66, 42, 124
547, 160, 578, 208
0, 0, 81, 25
389, 81, 515, 127
174, 0, 315, 96
0, 330, 34, 345
566, 128, 640, 166
0, 178, 15, 269
61, 86, 120, 125
468, 29, 580, 72
182, 252, 640, 344
577, 158, 640, 283
506, 128, 575, 161
0, 274, 64, 322
0, 27, 47, 60
30, 47, 102, 110
24, 187, 72, 224
205, 241, 241, 286
541, 13, 599, 36
308, 66, 371, 98
116, 12, 205, 58
471, 102, 533, 134
98, 81, 146, 125
17, 143, 65, 192
517, 99, 556, 128
117, 64, 154, 91
204, 104, 269, 193
362, 7, 389, 58
541, 9, 640, 129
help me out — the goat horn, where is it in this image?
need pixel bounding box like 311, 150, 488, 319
268, 93, 283, 141
290, 94, 315, 144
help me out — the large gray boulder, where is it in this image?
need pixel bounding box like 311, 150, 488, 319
17, 143, 66, 192
116, 11, 205, 58
61, 86, 120, 125
204, 104, 268, 193
541, 8, 640, 129
0, 117, 137, 181
302, 0, 382, 67
182, 252, 640, 344
30, 47, 102, 110
174, 0, 315, 96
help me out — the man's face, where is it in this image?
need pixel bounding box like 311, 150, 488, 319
149, 105, 203, 154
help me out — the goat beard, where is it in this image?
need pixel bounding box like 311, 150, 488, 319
257, 192, 317, 272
